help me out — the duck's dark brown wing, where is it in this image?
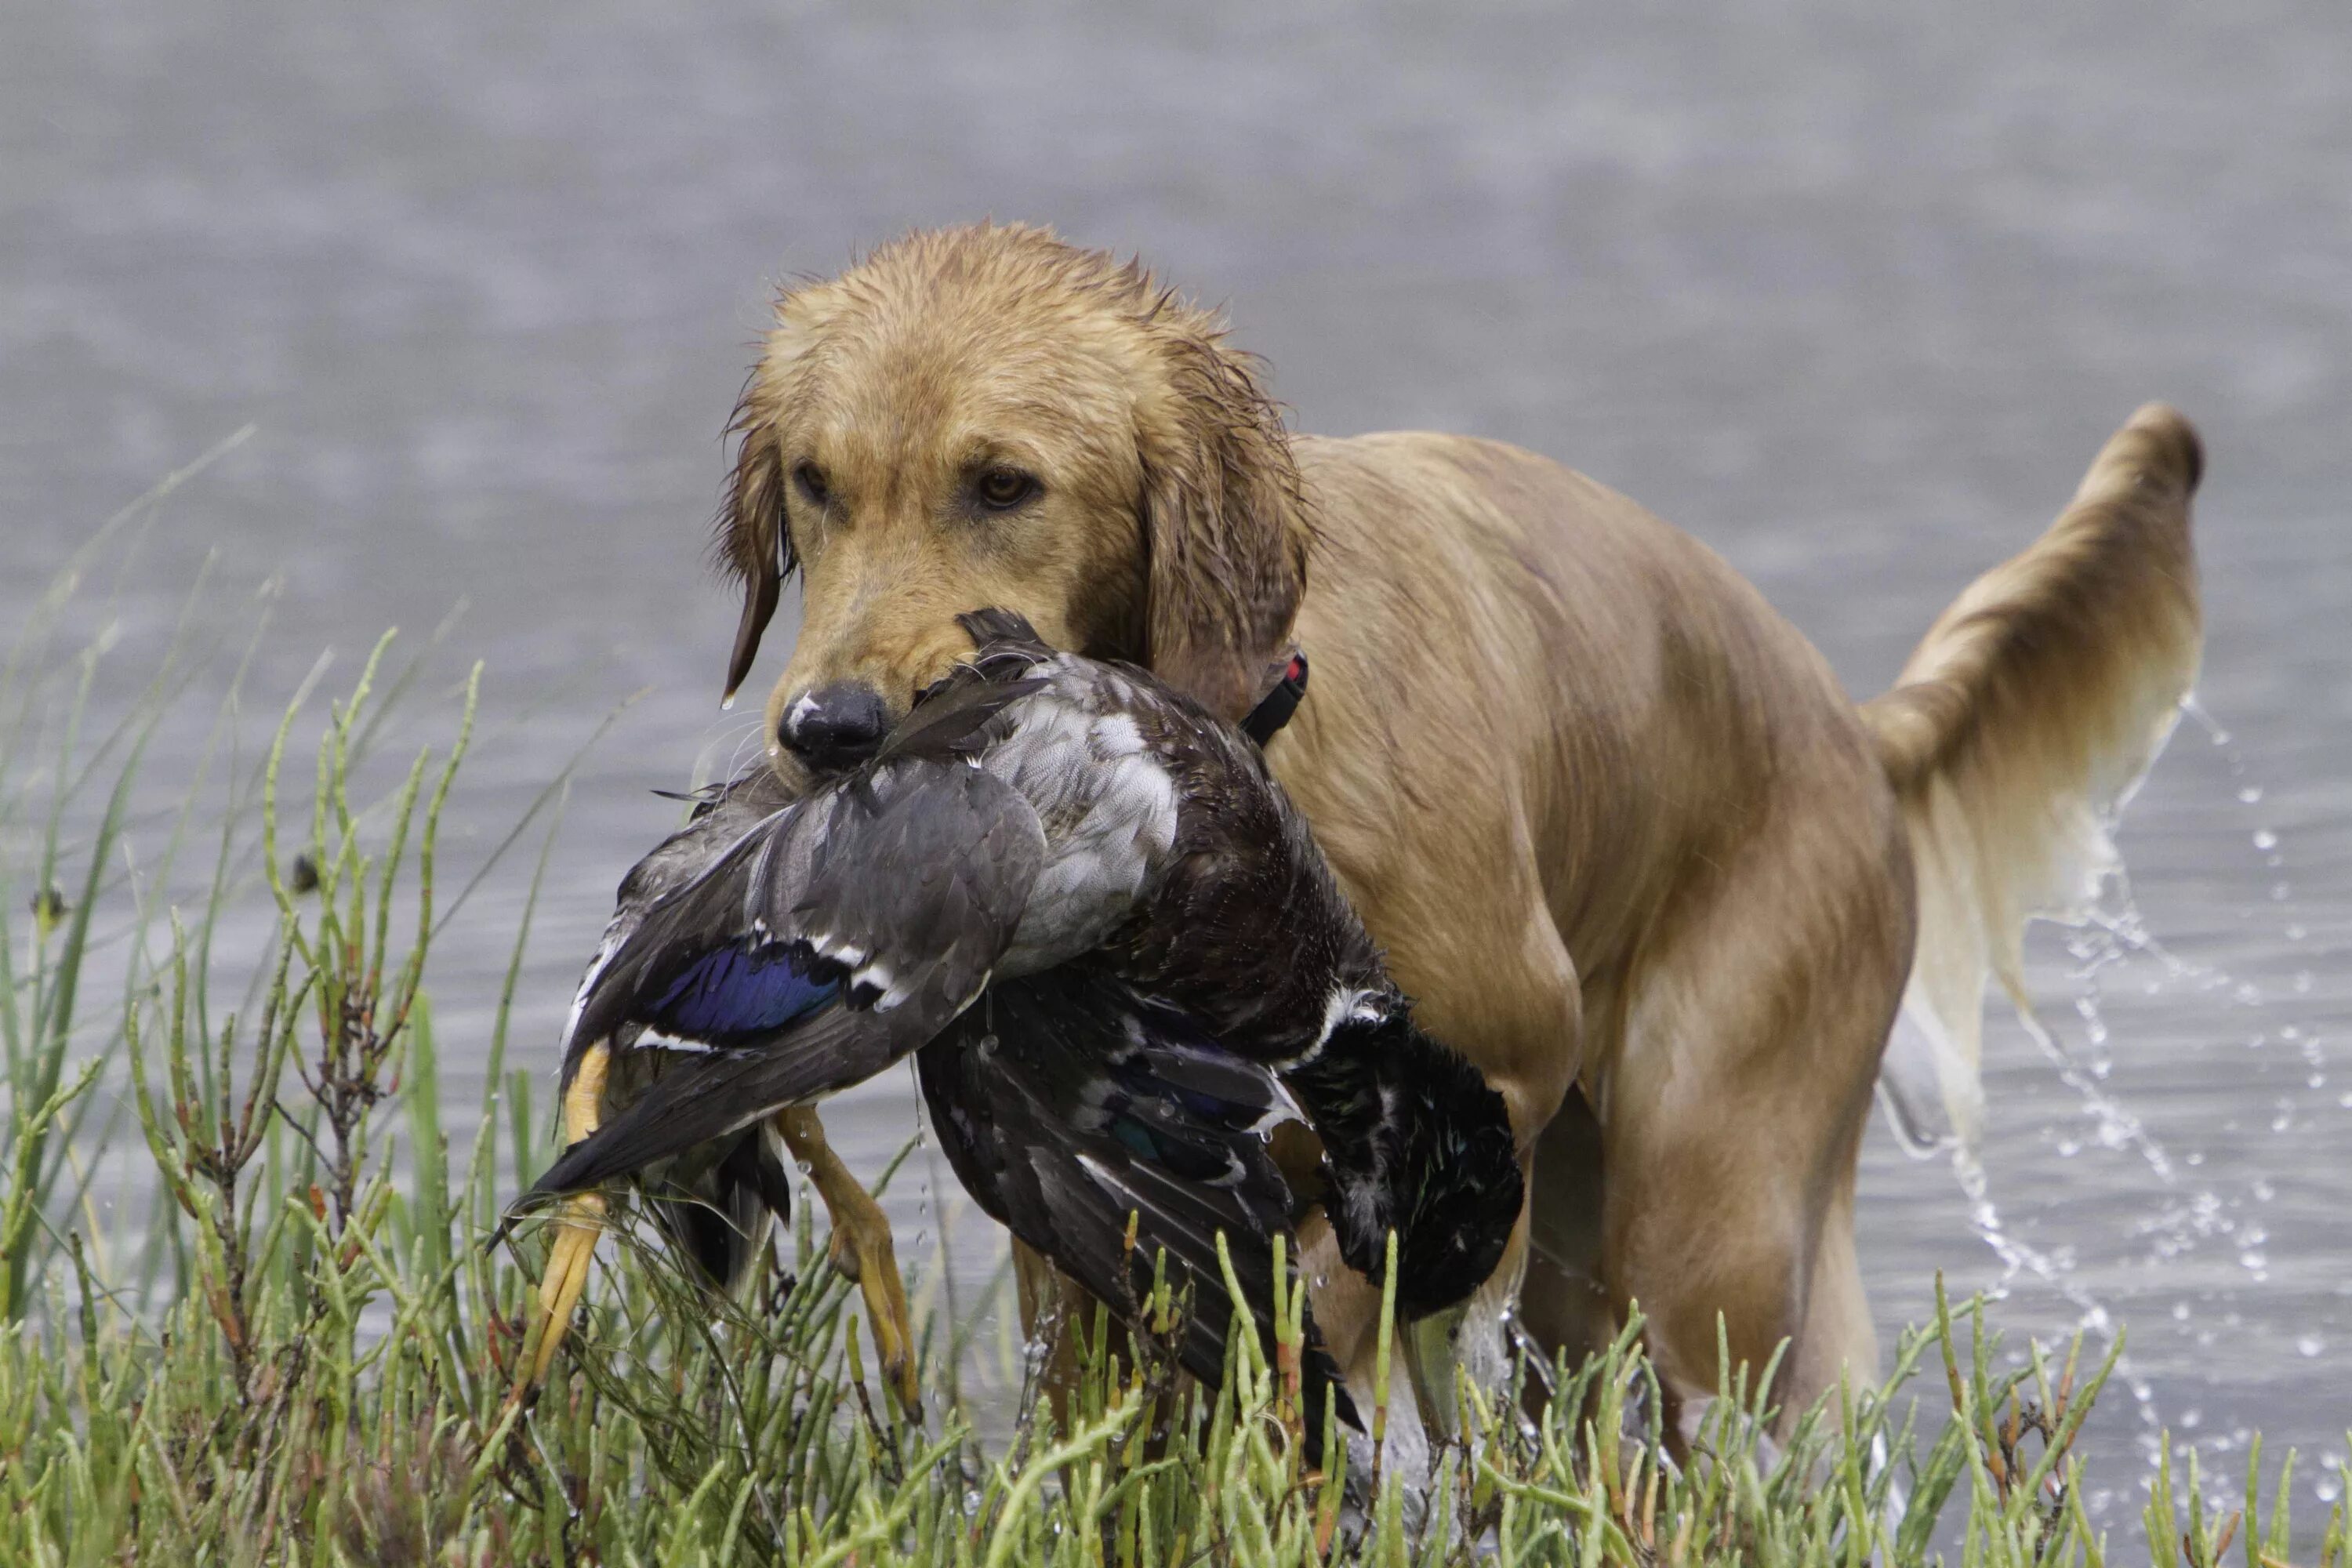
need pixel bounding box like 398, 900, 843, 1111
564, 757, 1044, 1068
522, 1006, 913, 1201
918, 972, 1359, 1453
524, 760, 1045, 1207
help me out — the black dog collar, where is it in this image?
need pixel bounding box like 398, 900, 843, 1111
1241, 651, 1308, 746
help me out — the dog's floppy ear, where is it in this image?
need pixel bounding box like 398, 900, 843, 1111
714, 365, 797, 706
1134, 325, 1311, 722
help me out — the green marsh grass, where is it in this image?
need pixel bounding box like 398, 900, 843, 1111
2, 485, 2347, 1565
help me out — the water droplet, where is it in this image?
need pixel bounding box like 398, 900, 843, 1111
2171, 1301, 2190, 1321
2252, 829, 2278, 850
2296, 1334, 2325, 1359
2238, 785, 2263, 804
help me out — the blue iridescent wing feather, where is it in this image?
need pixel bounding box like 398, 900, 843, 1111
646, 944, 840, 1044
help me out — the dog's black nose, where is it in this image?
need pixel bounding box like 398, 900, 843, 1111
778, 681, 892, 771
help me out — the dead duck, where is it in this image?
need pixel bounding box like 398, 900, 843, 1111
511, 756, 1363, 1435
510, 609, 1522, 1433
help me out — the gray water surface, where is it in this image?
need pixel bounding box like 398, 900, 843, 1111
5, 0, 2347, 1534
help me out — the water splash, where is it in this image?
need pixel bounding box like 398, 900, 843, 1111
2020, 880, 2179, 1185
1955, 1149, 2163, 1448
2179, 693, 2230, 747
1949, 689, 2345, 1509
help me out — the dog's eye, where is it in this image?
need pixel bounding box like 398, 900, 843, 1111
793, 463, 829, 507
973, 467, 1039, 512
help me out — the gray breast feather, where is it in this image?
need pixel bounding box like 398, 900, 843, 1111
984, 681, 1179, 972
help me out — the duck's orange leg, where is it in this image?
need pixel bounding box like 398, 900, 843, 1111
514, 1041, 612, 1394
775, 1105, 920, 1414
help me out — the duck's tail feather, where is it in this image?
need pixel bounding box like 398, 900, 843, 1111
1861, 404, 2203, 1152
954, 606, 1054, 658
880, 673, 1047, 765
648, 1123, 797, 1295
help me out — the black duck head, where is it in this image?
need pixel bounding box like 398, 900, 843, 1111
1282, 1010, 1523, 1321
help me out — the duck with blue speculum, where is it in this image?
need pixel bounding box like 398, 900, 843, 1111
506, 609, 1523, 1449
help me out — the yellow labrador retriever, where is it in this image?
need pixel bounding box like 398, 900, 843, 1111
712, 222, 2201, 1446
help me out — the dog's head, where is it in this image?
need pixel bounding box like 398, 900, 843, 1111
717, 223, 1309, 775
